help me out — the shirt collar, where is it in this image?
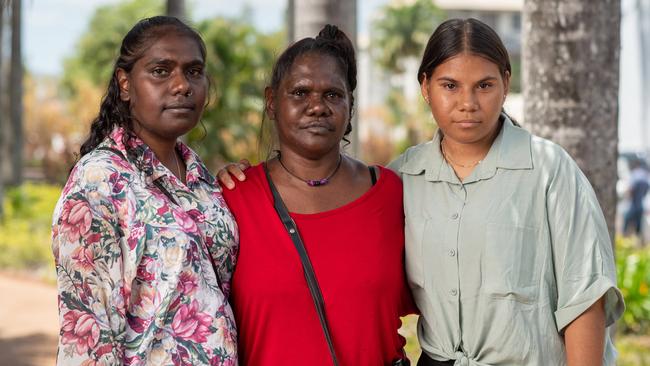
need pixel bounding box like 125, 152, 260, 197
105, 127, 215, 187
398, 115, 533, 183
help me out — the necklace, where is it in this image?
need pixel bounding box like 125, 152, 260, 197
440, 139, 482, 168
278, 154, 343, 187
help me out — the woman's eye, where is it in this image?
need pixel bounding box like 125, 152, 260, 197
152, 68, 169, 77
325, 91, 342, 99
187, 68, 204, 77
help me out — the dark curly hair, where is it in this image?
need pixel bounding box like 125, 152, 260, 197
78, 16, 207, 158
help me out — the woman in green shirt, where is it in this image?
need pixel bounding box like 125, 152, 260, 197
390, 18, 624, 365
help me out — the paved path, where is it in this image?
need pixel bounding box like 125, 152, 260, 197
0, 273, 58, 366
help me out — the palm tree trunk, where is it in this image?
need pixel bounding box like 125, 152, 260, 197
10, 0, 22, 186
166, 0, 186, 20
289, 0, 358, 156
523, 0, 621, 242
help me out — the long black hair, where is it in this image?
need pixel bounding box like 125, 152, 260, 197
260, 24, 357, 158
78, 16, 207, 158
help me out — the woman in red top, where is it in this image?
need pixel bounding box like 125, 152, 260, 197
220, 25, 414, 365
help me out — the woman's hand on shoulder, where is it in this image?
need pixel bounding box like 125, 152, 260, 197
217, 159, 251, 189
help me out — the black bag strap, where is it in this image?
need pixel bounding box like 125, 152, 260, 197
263, 164, 340, 366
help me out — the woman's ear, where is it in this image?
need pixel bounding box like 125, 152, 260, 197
502, 70, 511, 100
264, 86, 276, 120
116, 68, 130, 101
420, 75, 430, 104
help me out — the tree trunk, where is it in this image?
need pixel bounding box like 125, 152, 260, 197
289, 0, 359, 156
639, 0, 650, 152
0, 3, 4, 217
166, 0, 186, 20
9, 0, 22, 186
523, 0, 621, 242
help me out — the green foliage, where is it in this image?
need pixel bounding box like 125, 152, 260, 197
62, 0, 162, 95
0, 184, 61, 271
617, 335, 650, 366
189, 17, 284, 167
60, 0, 284, 168
371, 0, 445, 73
617, 237, 650, 334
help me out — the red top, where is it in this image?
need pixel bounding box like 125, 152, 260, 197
222, 164, 415, 366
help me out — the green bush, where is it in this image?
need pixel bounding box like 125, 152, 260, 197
616, 237, 650, 334
0, 183, 62, 273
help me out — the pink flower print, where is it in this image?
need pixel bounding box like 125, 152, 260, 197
60, 198, 93, 243
177, 272, 198, 296
128, 223, 145, 250
71, 246, 95, 271
136, 256, 156, 282
157, 205, 169, 216
95, 344, 114, 357
186, 209, 205, 223
128, 315, 152, 334
173, 211, 198, 233
108, 171, 128, 194
124, 355, 143, 366
60, 310, 100, 355
171, 300, 213, 343
222, 359, 236, 366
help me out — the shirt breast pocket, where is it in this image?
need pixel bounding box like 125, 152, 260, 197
482, 222, 542, 304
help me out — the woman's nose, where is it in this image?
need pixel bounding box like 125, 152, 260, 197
171, 71, 192, 96
306, 94, 330, 116
458, 88, 479, 111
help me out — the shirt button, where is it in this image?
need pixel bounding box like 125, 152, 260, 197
451, 213, 459, 219
448, 249, 456, 257
450, 288, 458, 296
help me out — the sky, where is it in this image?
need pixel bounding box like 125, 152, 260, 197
23, 0, 387, 76
22, 0, 646, 151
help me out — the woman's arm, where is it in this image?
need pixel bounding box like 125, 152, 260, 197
564, 296, 606, 366
53, 170, 126, 365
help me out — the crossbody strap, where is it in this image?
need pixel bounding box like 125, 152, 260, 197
263, 164, 340, 366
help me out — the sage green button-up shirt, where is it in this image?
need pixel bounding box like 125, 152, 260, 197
390, 118, 624, 366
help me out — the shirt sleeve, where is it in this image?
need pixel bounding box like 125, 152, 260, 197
52, 164, 126, 364
387, 153, 406, 176
545, 152, 624, 332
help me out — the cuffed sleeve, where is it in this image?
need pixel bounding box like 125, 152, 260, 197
546, 150, 624, 332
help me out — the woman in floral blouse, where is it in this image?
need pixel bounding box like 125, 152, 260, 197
51, 16, 238, 365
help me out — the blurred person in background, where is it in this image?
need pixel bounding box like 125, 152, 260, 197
623, 157, 650, 245
51, 16, 238, 365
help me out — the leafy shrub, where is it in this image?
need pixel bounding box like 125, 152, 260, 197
0, 184, 62, 273
616, 237, 650, 334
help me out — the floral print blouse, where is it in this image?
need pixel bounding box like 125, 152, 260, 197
52, 127, 239, 366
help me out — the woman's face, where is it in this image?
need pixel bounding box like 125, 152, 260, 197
266, 52, 351, 159
117, 33, 207, 145
421, 53, 509, 146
